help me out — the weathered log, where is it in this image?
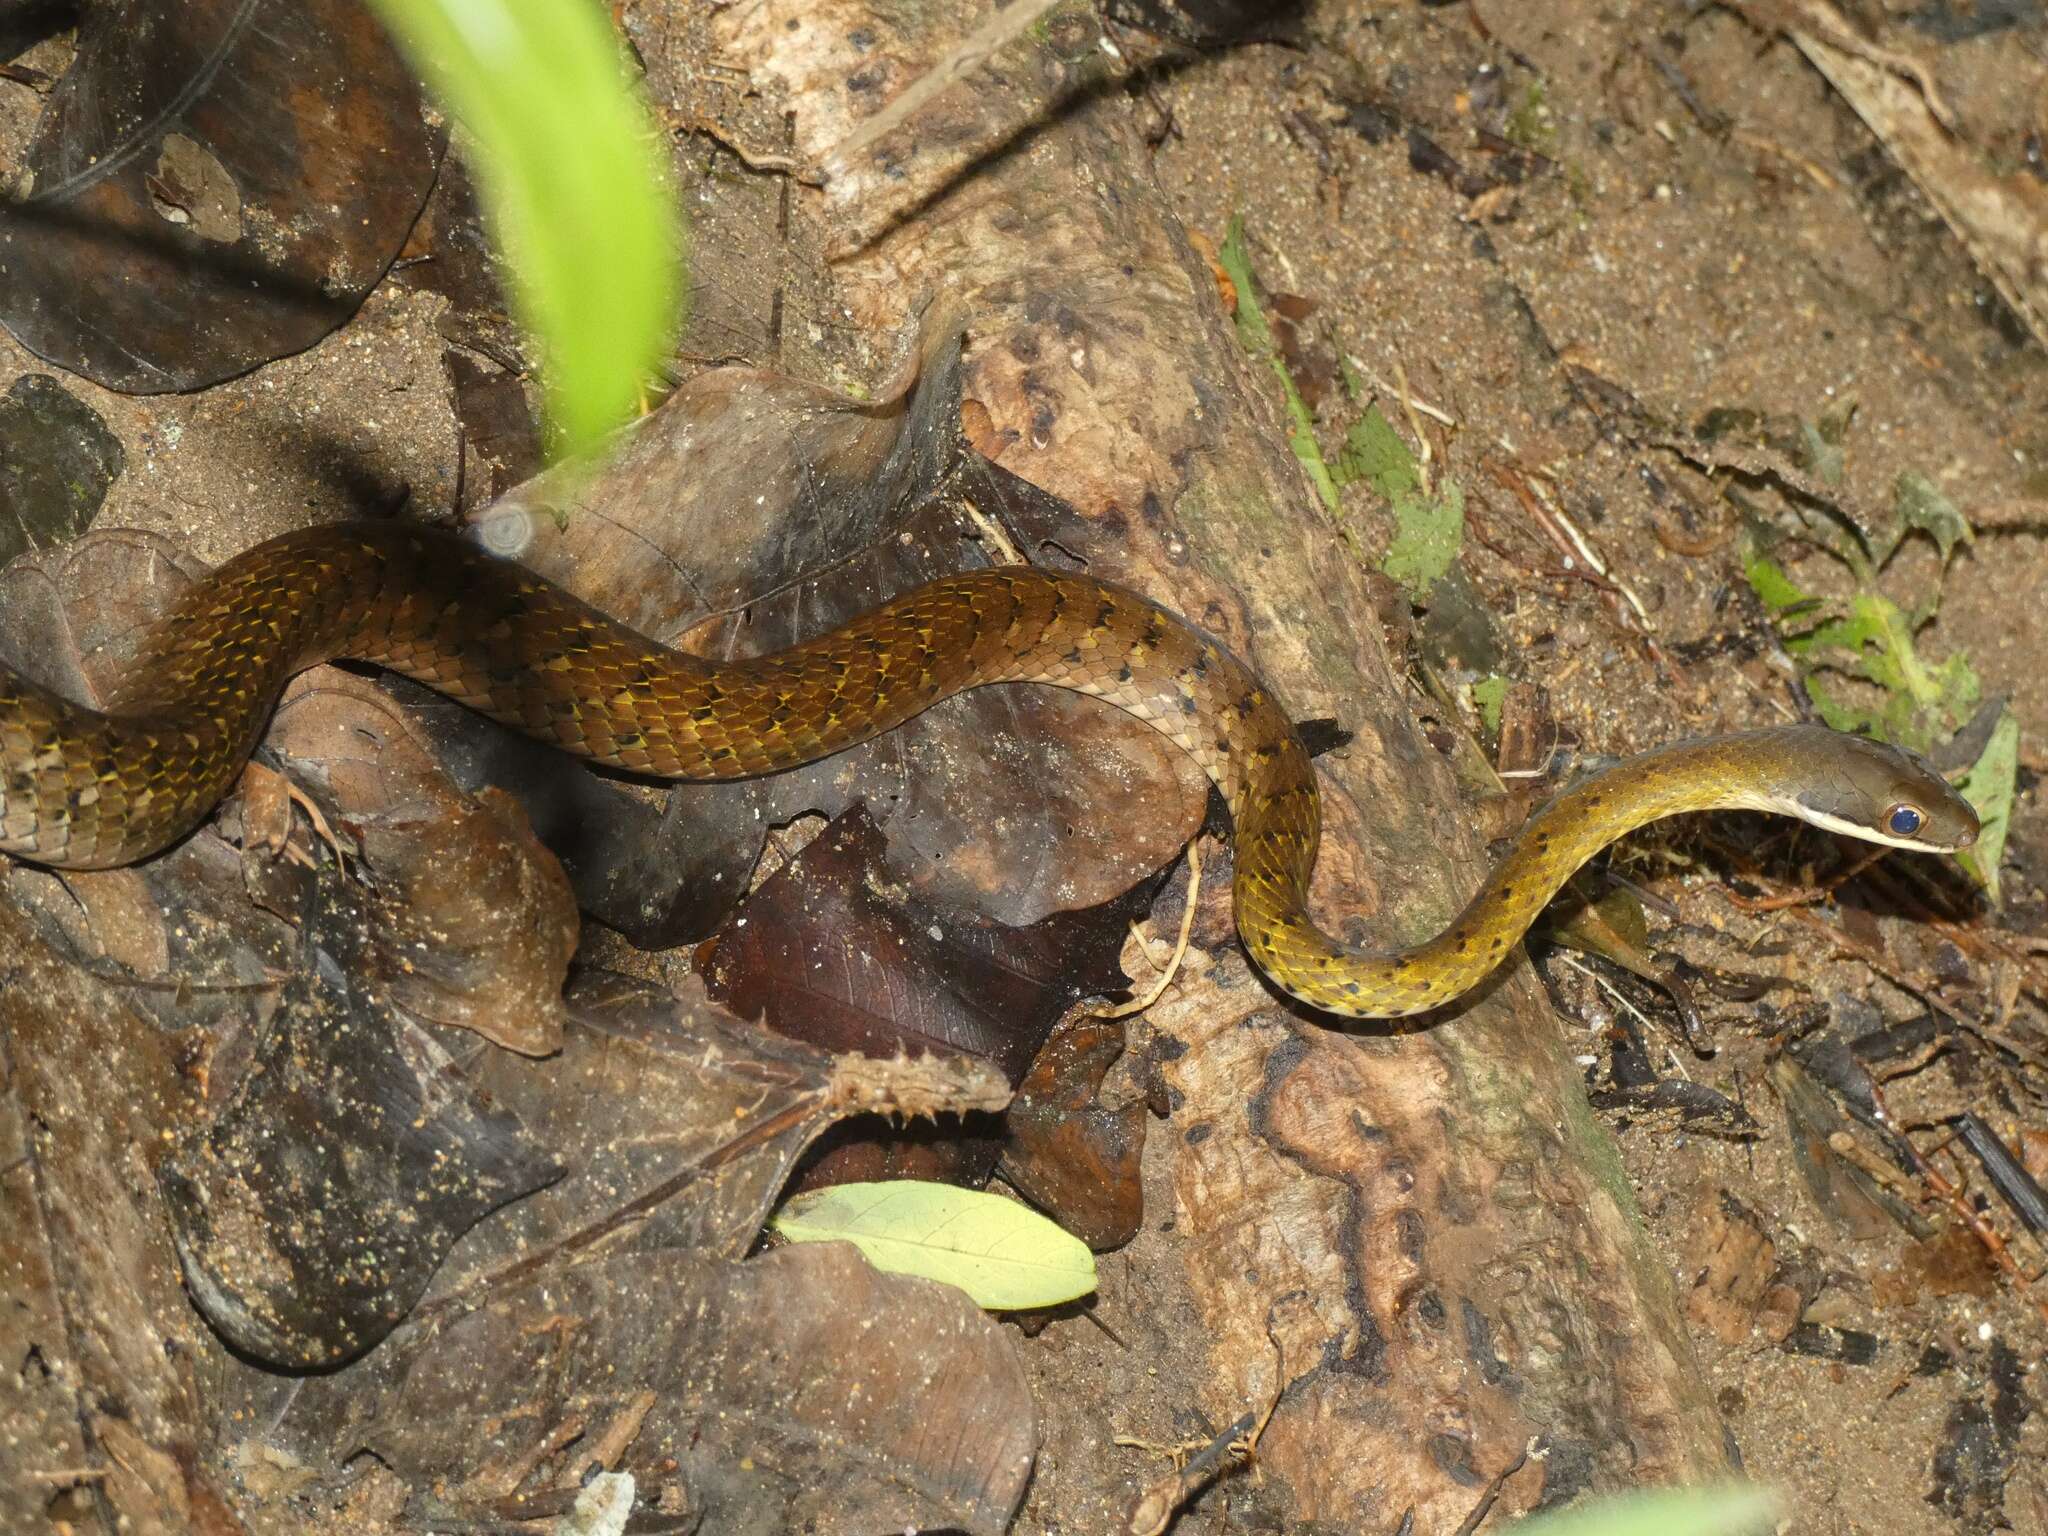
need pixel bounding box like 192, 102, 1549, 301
646, 1, 1731, 1525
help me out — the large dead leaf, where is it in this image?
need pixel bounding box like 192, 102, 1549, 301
0, 0, 438, 391
355, 1245, 1036, 1536
703, 802, 1157, 1200
705, 806, 1152, 1081
263, 669, 581, 1056
156, 875, 564, 1368
0, 898, 237, 1532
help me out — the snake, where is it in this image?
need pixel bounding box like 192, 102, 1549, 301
0, 521, 1980, 1017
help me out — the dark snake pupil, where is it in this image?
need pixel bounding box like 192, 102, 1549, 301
1889, 806, 1923, 835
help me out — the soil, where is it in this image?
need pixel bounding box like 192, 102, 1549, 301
3, 2, 2046, 1533
1103, 6, 2048, 1533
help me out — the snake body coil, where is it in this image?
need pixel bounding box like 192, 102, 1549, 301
0, 523, 1977, 1017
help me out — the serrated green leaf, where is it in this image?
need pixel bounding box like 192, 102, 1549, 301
366, 0, 686, 462
1337, 404, 1422, 500
1472, 674, 1509, 734
1744, 554, 1811, 615
1955, 710, 2018, 903
1382, 483, 1465, 597
772, 1180, 1097, 1311
1796, 592, 1976, 750
1892, 472, 1973, 565
1508, 1484, 1779, 1536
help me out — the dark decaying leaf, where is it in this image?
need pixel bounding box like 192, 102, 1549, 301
704, 803, 1158, 1196
435, 310, 1202, 947
443, 349, 542, 508
262, 668, 580, 1055
157, 874, 564, 1368
0, 899, 238, 1531
1929, 1342, 2029, 1528
0, 0, 438, 391
705, 805, 1152, 1082
354, 1244, 1036, 1536
0, 373, 123, 567
997, 1014, 1146, 1250
0, 524, 202, 703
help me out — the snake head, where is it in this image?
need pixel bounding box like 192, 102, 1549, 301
1767, 726, 1980, 853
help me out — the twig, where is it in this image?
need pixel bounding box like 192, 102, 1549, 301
1720, 844, 1891, 912
1452, 1439, 1534, 1536
1101, 842, 1202, 1018
1121, 1327, 1285, 1535
1344, 354, 1456, 427
1864, 1072, 2048, 1326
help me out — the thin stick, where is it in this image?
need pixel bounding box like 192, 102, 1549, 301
1101, 842, 1202, 1018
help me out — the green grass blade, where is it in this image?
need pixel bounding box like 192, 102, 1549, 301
1217, 215, 1341, 513
366, 0, 686, 461
1508, 1484, 1780, 1536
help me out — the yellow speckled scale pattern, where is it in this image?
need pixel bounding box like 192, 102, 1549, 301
0, 523, 1973, 1019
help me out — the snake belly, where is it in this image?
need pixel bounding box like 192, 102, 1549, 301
0, 522, 1971, 1019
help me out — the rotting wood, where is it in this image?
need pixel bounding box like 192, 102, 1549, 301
642, 0, 1733, 1526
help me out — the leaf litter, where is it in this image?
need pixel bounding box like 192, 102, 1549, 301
0, 299, 1183, 1530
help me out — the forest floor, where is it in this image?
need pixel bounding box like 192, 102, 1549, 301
3, 2, 2046, 1533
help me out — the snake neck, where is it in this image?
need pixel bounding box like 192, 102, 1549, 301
1239, 736, 1761, 1019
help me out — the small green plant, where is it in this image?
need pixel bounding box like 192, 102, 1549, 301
1218, 215, 1464, 597
1218, 215, 1340, 513
1339, 403, 1465, 596
1472, 673, 1510, 735
772, 1180, 1097, 1311
1743, 433, 2016, 898
367, 0, 687, 461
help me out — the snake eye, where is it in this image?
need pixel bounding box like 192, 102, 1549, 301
1885, 803, 1926, 838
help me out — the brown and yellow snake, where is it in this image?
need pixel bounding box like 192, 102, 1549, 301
0, 522, 1978, 1017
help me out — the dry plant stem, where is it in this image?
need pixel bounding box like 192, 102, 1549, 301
1101, 841, 1202, 1019
1552, 951, 1661, 1044
817, 0, 1072, 182
558, 1390, 657, 1488
1120, 1408, 1259, 1536
1121, 1334, 1281, 1536
1735, 0, 1955, 126
1721, 844, 1891, 912
1864, 1073, 2048, 1327
1452, 1440, 1534, 1536
1488, 460, 1678, 680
